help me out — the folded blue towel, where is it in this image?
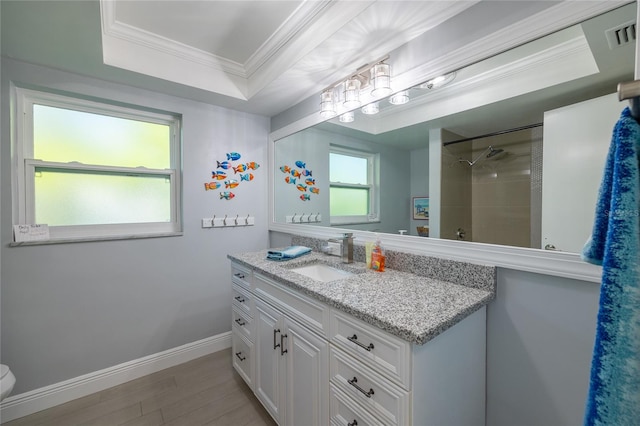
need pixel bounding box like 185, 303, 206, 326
266, 246, 312, 261
582, 107, 640, 426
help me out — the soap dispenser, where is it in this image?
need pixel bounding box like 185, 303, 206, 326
371, 234, 385, 272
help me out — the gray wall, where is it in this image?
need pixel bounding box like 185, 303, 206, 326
487, 269, 599, 426
1, 58, 270, 394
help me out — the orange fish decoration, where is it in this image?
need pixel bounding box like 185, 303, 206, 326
204, 182, 221, 191
280, 165, 291, 174
300, 194, 311, 201
310, 187, 320, 194
233, 164, 248, 174
305, 178, 315, 186
212, 171, 226, 180
246, 162, 260, 170
296, 184, 307, 192
224, 179, 239, 189
240, 173, 254, 182
291, 169, 301, 178
285, 176, 296, 184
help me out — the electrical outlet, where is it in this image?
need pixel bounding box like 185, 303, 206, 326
202, 218, 213, 228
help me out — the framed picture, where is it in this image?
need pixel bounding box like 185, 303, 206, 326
412, 197, 429, 220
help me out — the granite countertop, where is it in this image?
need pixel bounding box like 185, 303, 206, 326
228, 250, 495, 345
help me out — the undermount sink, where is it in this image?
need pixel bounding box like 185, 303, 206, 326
289, 263, 354, 282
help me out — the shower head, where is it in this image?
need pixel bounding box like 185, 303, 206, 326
458, 145, 506, 166
486, 146, 504, 158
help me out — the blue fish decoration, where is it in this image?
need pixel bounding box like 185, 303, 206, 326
295, 160, 306, 169
302, 169, 312, 177
219, 191, 235, 200
217, 161, 232, 170
240, 173, 254, 182
305, 178, 315, 186
226, 152, 241, 161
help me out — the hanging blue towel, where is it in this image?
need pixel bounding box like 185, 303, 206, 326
582, 106, 640, 426
266, 245, 312, 261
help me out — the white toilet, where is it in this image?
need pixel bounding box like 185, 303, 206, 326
0, 364, 16, 401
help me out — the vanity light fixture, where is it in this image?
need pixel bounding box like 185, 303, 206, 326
361, 102, 379, 115
343, 77, 362, 108
389, 90, 410, 105
371, 63, 392, 97
339, 111, 355, 122
320, 88, 337, 118
318, 56, 391, 120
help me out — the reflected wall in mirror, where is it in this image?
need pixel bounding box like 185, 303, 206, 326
273, 3, 636, 254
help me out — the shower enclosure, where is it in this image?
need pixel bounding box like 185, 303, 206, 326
440, 125, 543, 248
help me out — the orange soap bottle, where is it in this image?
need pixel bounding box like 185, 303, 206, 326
370, 235, 385, 272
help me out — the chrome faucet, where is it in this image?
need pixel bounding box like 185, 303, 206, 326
328, 232, 354, 263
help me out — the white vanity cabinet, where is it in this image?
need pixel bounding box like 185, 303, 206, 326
230, 260, 488, 426
249, 269, 330, 426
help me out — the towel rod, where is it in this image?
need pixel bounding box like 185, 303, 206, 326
618, 80, 640, 122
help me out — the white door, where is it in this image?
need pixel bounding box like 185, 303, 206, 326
542, 93, 623, 253
284, 319, 329, 426
255, 299, 285, 424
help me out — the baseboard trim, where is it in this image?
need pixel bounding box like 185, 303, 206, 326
0, 332, 231, 423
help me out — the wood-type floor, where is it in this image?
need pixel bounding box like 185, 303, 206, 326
2, 349, 276, 426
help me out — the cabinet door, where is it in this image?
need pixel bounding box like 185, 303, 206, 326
255, 299, 285, 424
284, 318, 329, 426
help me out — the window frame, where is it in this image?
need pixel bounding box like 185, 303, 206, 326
12, 86, 182, 243
329, 145, 379, 225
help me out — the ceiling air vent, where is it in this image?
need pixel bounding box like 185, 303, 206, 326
605, 20, 636, 49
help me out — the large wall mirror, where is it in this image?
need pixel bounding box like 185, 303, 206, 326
271, 2, 636, 278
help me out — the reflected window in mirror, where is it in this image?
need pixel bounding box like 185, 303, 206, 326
329, 146, 379, 225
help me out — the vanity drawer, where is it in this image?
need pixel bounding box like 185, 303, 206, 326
232, 283, 254, 318
232, 331, 254, 390
330, 382, 384, 426
330, 347, 409, 426
254, 272, 330, 338
231, 262, 252, 292
232, 305, 254, 342
330, 310, 411, 390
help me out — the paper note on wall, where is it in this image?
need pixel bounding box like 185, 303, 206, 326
13, 224, 50, 242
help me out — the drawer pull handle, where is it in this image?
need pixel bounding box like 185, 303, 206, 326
234, 318, 246, 326
280, 333, 288, 355
273, 328, 281, 350
348, 334, 374, 352
347, 377, 374, 398
348, 421, 358, 426
234, 273, 245, 279
234, 296, 245, 303
235, 352, 246, 361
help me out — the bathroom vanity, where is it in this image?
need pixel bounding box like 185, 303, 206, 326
228, 249, 495, 426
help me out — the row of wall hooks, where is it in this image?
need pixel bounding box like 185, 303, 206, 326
202, 214, 255, 228
285, 213, 322, 223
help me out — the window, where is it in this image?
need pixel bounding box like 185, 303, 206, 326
13, 87, 182, 242
329, 146, 379, 225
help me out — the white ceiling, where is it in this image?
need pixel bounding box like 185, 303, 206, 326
100, 0, 478, 116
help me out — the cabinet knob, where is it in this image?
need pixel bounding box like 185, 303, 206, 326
234, 273, 245, 279
235, 352, 246, 362
234, 296, 245, 303
347, 421, 358, 426
234, 318, 246, 327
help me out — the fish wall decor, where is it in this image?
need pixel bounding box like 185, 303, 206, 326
202, 152, 260, 201
279, 160, 320, 202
